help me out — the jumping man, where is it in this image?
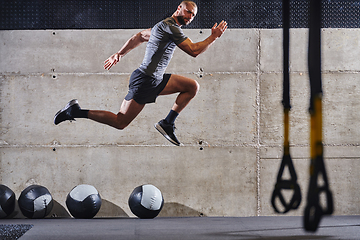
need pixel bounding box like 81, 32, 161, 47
54, 1, 227, 146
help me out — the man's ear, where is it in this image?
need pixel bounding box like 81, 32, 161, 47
177, 4, 182, 11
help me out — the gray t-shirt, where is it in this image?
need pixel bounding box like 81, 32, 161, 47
138, 17, 188, 79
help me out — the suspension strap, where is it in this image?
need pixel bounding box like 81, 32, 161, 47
304, 0, 334, 232
271, 0, 301, 214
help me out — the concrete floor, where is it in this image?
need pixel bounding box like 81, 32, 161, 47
0, 215, 359, 240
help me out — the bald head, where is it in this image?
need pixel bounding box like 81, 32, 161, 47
181, 1, 197, 9
173, 1, 197, 26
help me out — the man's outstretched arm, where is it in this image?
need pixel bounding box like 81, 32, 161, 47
104, 28, 151, 70
177, 20, 227, 58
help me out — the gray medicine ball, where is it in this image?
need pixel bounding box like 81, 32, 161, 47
18, 185, 53, 219
128, 184, 164, 219
66, 184, 102, 219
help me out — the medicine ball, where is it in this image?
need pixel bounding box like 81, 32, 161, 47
18, 185, 53, 219
66, 184, 102, 219
0, 184, 16, 218
128, 184, 164, 219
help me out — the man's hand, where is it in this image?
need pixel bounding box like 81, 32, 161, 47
211, 20, 228, 39
104, 53, 121, 71
177, 20, 228, 58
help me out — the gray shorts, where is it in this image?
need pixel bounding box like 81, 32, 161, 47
125, 69, 171, 104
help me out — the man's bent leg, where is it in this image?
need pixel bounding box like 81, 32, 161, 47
87, 99, 145, 130
159, 74, 200, 113
155, 74, 199, 146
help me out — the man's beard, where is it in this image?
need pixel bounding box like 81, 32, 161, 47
177, 16, 188, 26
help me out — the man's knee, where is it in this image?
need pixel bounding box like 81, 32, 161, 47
114, 100, 144, 130
114, 114, 132, 130
113, 122, 127, 130
190, 79, 200, 97
115, 124, 127, 130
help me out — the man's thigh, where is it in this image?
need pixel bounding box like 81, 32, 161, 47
159, 74, 198, 95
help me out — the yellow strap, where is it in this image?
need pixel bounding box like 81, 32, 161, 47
310, 95, 323, 160
284, 108, 290, 155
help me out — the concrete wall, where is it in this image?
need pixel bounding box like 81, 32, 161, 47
0, 28, 359, 218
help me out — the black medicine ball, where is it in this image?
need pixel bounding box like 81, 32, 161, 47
0, 184, 16, 218
128, 184, 164, 219
18, 185, 53, 219
66, 184, 102, 219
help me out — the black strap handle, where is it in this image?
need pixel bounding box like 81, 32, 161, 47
304, 152, 334, 232
271, 152, 302, 213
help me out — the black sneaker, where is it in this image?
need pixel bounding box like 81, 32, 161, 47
154, 119, 181, 146
54, 99, 80, 125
